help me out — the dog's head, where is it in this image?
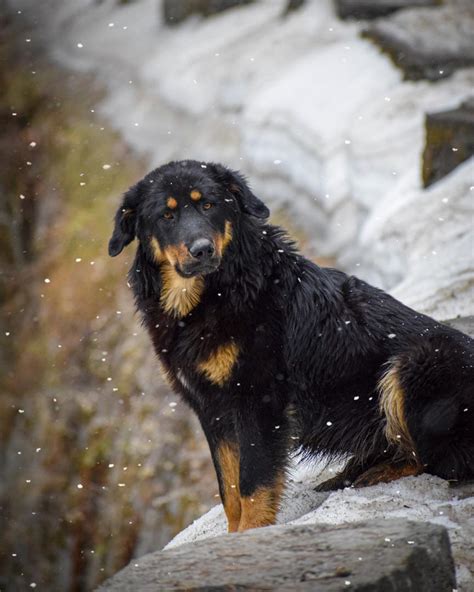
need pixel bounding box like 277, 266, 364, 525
108, 160, 269, 277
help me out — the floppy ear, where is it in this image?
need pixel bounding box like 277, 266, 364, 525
108, 183, 142, 257
209, 163, 270, 219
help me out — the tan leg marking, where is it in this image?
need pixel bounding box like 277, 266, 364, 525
353, 461, 422, 488
238, 475, 285, 532
216, 442, 241, 532
378, 361, 417, 457
159, 263, 203, 318
198, 342, 239, 386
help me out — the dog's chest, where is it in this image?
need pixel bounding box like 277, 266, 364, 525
150, 305, 238, 381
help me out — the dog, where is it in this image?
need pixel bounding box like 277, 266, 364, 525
109, 159, 473, 532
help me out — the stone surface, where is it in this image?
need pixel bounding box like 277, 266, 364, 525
352, 158, 474, 320
167, 465, 474, 590
423, 99, 474, 187
364, 3, 474, 81
98, 519, 456, 591
163, 0, 254, 26
284, 0, 307, 15
335, 0, 438, 21
445, 315, 474, 337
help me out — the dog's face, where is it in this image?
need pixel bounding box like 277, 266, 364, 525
108, 160, 269, 277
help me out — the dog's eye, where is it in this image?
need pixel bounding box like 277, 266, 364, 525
202, 202, 213, 210
163, 211, 174, 220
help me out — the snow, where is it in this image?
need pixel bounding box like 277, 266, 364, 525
354, 158, 474, 319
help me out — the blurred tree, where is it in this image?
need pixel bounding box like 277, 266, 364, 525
0, 16, 214, 592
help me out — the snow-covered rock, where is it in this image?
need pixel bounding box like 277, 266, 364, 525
165, 462, 474, 591
100, 518, 457, 591
345, 158, 474, 319
335, 0, 438, 21
364, 1, 474, 81
12, 0, 472, 319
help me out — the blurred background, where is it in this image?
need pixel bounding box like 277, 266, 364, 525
0, 0, 472, 590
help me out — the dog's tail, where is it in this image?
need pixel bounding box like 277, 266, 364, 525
379, 332, 474, 482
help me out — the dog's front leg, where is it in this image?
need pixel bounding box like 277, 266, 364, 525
198, 412, 242, 533
235, 411, 288, 532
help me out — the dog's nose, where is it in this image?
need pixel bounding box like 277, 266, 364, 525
188, 238, 215, 260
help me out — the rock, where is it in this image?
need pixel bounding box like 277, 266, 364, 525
445, 315, 474, 337
353, 158, 474, 320
163, 0, 254, 26
167, 468, 474, 590
422, 99, 474, 187
283, 0, 306, 16
98, 519, 455, 591
363, 3, 474, 80
335, 0, 438, 21
242, 37, 400, 255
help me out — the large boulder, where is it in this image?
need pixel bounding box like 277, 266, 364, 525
335, 0, 439, 21
364, 3, 474, 80
98, 519, 456, 591
351, 159, 474, 320
283, 0, 307, 15
164, 469, 474, 591
163, 0, 254, 26
423, 98, 474, 187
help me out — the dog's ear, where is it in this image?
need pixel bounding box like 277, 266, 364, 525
209, 163, 270, 219
108, 182, 142, 257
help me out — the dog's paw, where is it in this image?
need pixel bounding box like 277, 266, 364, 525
314, 474, 352, 492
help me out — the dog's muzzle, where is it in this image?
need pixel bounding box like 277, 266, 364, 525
179, 238, 220, 277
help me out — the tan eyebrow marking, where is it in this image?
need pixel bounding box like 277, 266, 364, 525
167, 197, 178, 209
190, 190, 202, 201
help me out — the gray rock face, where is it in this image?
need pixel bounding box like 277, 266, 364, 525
364, 4, 474, 80
335, 0, 439, 20
283, 0, 306, 15
163, 0, 254, 26
98, 519, 456, 591
423, 100, 474, 187
445, 315, 474, 337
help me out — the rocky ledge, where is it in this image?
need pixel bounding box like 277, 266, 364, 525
335, 0, 439, 21
98, 519, 455, 591
364, 1, 474, 81
422, 99, 474, 187
163, 0, 255, 25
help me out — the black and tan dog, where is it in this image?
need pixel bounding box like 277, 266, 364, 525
109, 160, 473, 532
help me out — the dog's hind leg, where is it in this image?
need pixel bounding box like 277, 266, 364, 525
353, 459, 422, 488
315, 454, 387, 491
380, 335, 474, 484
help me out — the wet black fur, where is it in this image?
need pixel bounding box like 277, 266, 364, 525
109, 160, 474, 502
